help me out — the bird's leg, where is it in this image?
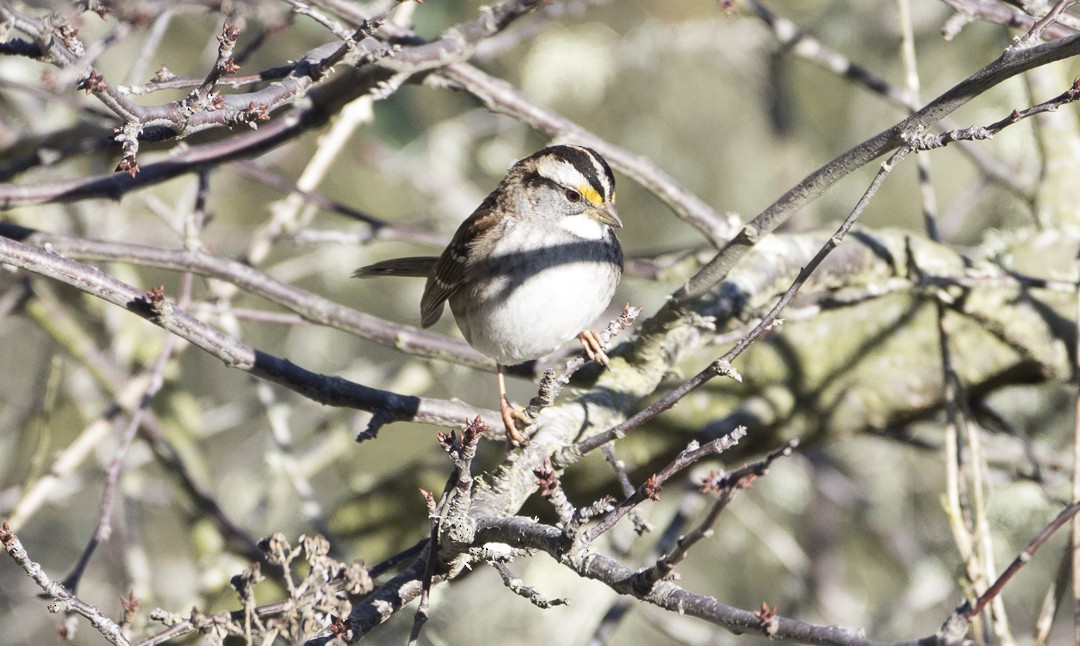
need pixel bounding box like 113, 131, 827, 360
497, 364, 531, 445
577, 329, 610, 366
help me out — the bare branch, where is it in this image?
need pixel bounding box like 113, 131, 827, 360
941, 501, 1080, 639
1, 523, 133, 646
0, 223, 489, 368
490, 561, 569, 609
0, 234, 495, 428
439, 63, 737, 245
472, 515, 913, 646
584, 428, 749, 543
0, 0, 549, 205
565, 143, 911, 463
942, 0, 1079, 39
674, 31, 1080, 304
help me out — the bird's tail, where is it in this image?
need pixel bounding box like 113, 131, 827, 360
352, 256, 438, 278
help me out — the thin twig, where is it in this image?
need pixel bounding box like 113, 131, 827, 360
601, 444, 651, 536
562, 144, 911, 465
635, 439, 800, 589
1, 523, 133, 646
0, 223, 489, 369
1073, 266, 1080, 642
942, 0, 1079, 40
472, 514, 923, 646
490, 561, 569, 608
0, 235, 496, 429
438, 63, 736, 245
408, 489, 440, 646
0, 0, 548, 206
563, 77, 1080, 465
584, 428, 748, 543
1014, 0, 1080, 48
671, 31, 1080, 305
64, 334, 179, 593
940, 502, 1080, 639
587, 484, 704, 646
523, 304, 642, 423
749, 0, 1034, 199
409, 418, 487, 645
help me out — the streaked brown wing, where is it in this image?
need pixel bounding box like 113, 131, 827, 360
419, 193, 502, 328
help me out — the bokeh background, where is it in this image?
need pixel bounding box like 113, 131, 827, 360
1, 1, 1078, 644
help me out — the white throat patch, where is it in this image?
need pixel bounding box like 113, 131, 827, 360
560, 213, 608, 240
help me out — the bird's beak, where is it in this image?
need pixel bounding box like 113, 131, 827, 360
588, 202, 623, 228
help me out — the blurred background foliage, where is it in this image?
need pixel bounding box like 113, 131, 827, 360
1, 0, 1078, 644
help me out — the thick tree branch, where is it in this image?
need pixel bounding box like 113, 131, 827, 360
471, 516, 917, 646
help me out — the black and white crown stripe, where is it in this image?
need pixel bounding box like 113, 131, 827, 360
529, 145, 616, 204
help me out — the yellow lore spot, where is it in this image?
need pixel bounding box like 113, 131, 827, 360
578, 184, 603, 207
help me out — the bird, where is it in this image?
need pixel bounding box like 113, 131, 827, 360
354, 144, 624, 444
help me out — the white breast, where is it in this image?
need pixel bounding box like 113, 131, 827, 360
449, 225, 620, 365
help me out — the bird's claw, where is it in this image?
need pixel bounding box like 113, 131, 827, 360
577, 329, 610, 366
500, 395, 532, 446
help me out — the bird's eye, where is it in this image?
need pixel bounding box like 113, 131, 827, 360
564, 189, 582, 203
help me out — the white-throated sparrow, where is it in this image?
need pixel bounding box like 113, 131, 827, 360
355, 144, 624, 444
